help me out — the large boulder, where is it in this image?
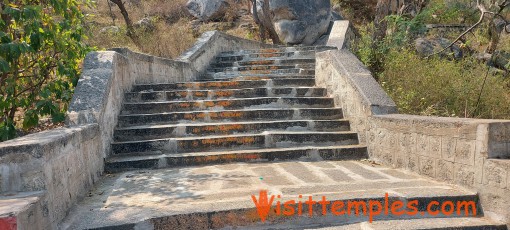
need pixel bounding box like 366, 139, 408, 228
186, 0, 229, 22
415, 37, 463, 60
254, 0, 332, 45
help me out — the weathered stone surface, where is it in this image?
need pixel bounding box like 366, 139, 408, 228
415, 37, 463, 59
1, 31, 274, 229
186, 0, 229, 21
61, 161, 483, 229
254, 0, 332, 45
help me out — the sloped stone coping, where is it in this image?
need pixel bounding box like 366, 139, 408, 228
0, 30, 272, 229
318, 20, 510, 224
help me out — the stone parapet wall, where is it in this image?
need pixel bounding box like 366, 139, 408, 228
0, 124, 101, 228
319, 20, 510, 223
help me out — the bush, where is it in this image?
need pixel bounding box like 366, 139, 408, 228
381, 50, 510, 119
351, 6, 510, 120
0, 0, 93, 141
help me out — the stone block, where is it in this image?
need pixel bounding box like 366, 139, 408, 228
416, 134, 428, 156
419, 156, 436, 177
489, 122, 510, 142
407, 153, 420, 173
428, 136, 442, 158
454, 163, 475, 187
437, 160, 454, 182
483, 160, 508, 189
454, 139, 475, 166
441, 136, 456, 162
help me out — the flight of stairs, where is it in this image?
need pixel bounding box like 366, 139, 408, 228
91, 46, 507, 229
105, 46, 368, 172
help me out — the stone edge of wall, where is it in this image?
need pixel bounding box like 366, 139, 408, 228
0, 30, 271, 229
318, 20, 510, 223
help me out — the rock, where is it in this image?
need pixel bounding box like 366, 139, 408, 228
99, 26, 120, 34
134, 17, 155, 32
186, 0, 229, 22
254, 0, 332, 45
415, 37, 463, 59
491, 50, 510, 71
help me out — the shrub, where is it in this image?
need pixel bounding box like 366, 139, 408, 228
381, 49, 510, 119
0, 0, 93, 141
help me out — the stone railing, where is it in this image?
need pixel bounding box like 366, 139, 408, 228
0, 31, 271, 229
317, 20, 510, 224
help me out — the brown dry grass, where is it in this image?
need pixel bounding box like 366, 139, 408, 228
84, 0, 259, 59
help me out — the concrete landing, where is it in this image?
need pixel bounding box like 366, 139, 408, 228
60, 160, 496, 229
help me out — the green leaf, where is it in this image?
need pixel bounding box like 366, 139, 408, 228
51, 112, 66, 123
0, 57, 10, 73
0, 120, 16, 141
23, 110, 39, 129
29, 33, 41, 51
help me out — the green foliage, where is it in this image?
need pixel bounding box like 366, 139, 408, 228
419, 0, 479, 24
352, 14, 426, 76
381, 50, 510, 119
350, 2, 510, 120
0, 0, 93, 141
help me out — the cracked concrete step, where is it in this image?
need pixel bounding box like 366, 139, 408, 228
124, 87, 327, 102
114, 120, 350, 141
111, 131, 360, 155
132, 78, 315, 92
312, 217, 506, 230
121, 97, 335, 114
63, 160, 487, 229
117, 108, 344, 127
210, 58, 316, 68
105, 146, 368, 172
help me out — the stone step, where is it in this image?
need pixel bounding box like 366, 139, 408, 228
314, 217, 506, 230
121, 97, 335, 114
208, 75, 316, 81
131, 78, 315, 92
63, 160, 488, 229
124, 87, 326, 102
210, 58, 315, 68
219, 46, 336, 55
209, 64, 314, 73
117, 108, 343, 127
207, 68, 315, 76
111, 131, 360, 155
215, 51, 317, 62
114, 119, 350, 141
105, 146, 368, 172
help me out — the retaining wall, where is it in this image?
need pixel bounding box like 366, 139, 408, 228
317, 20, 510, 223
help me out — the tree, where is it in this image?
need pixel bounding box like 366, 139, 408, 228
0, 0, 92, 141
109, 0, 141, 47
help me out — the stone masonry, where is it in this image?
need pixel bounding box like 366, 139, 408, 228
1, 21, 509, 229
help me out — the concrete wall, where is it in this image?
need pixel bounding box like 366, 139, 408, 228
318, 20, 510, 223
0, 30, 271, 229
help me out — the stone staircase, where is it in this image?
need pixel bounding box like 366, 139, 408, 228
105, 46, 367, 172
61, 46, 507, 229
